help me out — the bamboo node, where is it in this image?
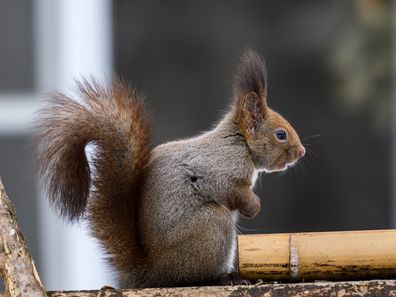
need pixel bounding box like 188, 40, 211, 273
289, 234, 299, 280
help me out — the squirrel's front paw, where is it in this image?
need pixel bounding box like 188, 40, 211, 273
239, 194, 261, 218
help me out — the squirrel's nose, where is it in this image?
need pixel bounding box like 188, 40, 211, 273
297, 146, 305, 159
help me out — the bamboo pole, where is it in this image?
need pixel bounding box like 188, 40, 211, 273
238, 230, 396, 282
0, 178, 48, 297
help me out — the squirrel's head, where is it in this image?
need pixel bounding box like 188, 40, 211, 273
233, 49, 305, 172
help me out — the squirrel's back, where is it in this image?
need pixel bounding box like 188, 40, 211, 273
34, 78, 151, 286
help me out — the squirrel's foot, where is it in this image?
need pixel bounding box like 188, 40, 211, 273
215, 272, 251, 286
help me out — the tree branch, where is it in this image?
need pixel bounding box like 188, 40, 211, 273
0, 178, 47, 297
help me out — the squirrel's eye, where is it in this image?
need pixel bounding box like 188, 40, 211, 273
190, 176, 198, 182
275, 129, 287, 141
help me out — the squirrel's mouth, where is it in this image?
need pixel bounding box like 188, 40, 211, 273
273, 147, 305, 172
275, 159, 298, 171
264, 154, 302, 173
277, 163, 288, 171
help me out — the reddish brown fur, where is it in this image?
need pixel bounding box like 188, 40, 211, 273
33, 78, 151, 277
235, 91, 266, 143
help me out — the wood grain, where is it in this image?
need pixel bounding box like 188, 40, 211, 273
0, 178, 47, 297
28, 280, 395, 296
238, 230, 396, 281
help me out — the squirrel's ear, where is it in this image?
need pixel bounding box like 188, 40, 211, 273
233, 49, 268, 136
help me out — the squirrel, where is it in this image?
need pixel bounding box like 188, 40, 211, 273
33, 49, 305, 288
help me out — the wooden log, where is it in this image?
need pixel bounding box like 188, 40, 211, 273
0, 178, 48, 297
238, 230, 396, 282
29, 280, 396, 296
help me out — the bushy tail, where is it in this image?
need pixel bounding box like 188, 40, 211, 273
33, 78, 151, 281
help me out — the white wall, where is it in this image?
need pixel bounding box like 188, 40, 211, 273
35, 0, 115, 290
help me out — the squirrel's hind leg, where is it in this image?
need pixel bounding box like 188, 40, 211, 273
143, 201, 237, 287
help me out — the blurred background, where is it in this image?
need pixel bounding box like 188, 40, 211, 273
0, 0, 393, 290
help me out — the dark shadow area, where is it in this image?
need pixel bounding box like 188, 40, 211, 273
114, 0, 392, 233
0, 1, 34, 92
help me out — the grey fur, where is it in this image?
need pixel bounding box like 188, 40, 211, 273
34, 50, 304, 288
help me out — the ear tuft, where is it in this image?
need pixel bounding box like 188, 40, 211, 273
233, 49, 268, 138
233, 48, 268, 101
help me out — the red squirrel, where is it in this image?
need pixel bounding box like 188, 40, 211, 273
34, 49, 305, 288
